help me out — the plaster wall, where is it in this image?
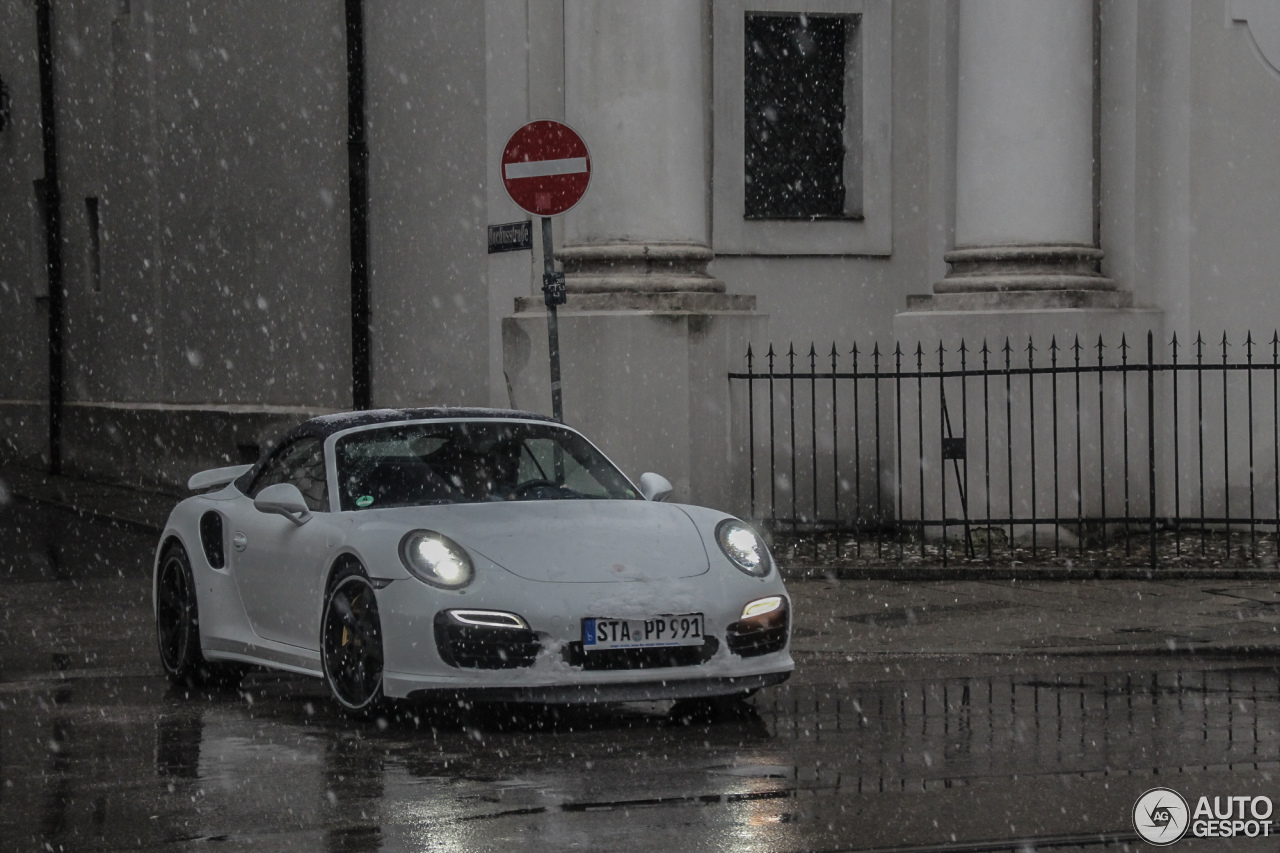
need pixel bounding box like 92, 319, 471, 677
52, 0, 351, 411
1104, 1, 1280, 523
365, 1, 488, 408
0, 0, 50, 464
1188, 4, 1280, 341
484, 0, 538, 409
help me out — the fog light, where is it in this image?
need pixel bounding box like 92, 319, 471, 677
741, 596, 783, 620
447, 610, 528, 629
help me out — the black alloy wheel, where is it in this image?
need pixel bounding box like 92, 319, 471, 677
156, 544, 204, 682
321, 567, 385, 713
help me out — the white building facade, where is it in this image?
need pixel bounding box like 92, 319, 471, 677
3, 1, 1280, 522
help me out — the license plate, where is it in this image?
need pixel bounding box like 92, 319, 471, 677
582, 613, 705, 650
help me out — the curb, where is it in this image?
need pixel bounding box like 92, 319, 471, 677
782, 565, 1280, 582
10, 490, 165, 536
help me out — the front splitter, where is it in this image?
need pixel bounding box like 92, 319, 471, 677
403, 671, 790, 704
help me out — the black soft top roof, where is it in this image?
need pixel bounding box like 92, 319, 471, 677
288, 407, 558, 442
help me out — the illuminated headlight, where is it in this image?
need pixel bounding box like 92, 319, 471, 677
399, 530, 474, 589
715, 519, 771, 577
741, 596, 783, 619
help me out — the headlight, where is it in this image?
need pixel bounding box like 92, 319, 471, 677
399, 530, 473, 589
715, 519, 771, 577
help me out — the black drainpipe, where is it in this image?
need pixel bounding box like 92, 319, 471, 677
36, 0, 64, 473
345, 0, 371, 410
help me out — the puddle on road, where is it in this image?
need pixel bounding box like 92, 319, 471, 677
2, 664, 1277, 851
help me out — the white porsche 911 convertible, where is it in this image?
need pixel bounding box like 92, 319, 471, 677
154, 408, 793, 712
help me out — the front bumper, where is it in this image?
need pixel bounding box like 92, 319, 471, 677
375, 569, 794, 701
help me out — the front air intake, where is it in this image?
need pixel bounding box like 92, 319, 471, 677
433, 611, 540, 669
199, 511, 225, 569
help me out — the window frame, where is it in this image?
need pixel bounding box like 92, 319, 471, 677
326, 419, 642, 511
245, 436, 329, 512
713, 0, 892, 255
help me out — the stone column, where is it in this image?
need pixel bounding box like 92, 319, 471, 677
895, 0, 1162, 541
503, 0, 763, 512
557, 0, 722, 297
928, 0, 1123, 308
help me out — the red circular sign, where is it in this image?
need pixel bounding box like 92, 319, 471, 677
501, 120, 592, 216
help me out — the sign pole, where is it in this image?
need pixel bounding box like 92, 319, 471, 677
499, 118, 587, 437
541, 216, 564, 424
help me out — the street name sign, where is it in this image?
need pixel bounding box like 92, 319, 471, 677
487, 220, 533, 253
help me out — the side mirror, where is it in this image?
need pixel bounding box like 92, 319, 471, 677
638, 472, 674, 503
253, 483, 312, 525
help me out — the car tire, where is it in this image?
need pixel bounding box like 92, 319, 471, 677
155, 543, 208, 684
321, 564, 386, 715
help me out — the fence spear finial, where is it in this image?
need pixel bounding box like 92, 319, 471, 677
1246, 331, 1255, 361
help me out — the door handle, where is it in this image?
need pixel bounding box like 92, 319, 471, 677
232, 531, 248, 552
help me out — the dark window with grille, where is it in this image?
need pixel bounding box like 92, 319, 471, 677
744, 13, 859, 220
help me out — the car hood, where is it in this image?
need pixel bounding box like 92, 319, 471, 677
372, 500, 710, 583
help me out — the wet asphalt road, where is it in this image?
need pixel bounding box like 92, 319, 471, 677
1, 500, 1279, 852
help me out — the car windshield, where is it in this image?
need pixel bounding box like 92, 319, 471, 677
334, 420, 641, 510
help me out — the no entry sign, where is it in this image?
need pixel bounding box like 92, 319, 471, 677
501, 120, 592, 216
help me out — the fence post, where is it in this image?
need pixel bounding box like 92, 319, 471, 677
1148, 331, 1156, 570
746, 344, 755, 520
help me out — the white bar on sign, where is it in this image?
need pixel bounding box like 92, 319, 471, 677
504, 157, 588, 180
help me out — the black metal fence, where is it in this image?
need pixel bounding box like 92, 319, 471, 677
729, 331, 1280, 567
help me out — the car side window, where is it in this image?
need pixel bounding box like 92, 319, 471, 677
248, 437, 328, 512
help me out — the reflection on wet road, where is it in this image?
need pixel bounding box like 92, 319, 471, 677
1, 501, 1277, 851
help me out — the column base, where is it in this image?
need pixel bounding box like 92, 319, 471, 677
514, 291, 755, 313
558, 243, 725, 293
907, 290, 1133, 311
934, 244, 1114, 293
